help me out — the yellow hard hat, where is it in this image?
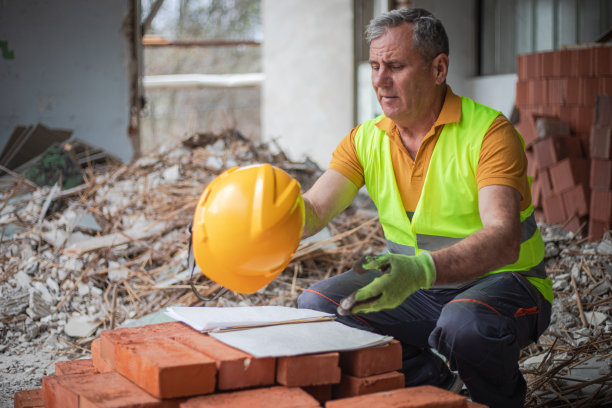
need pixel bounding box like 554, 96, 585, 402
192, 164, 305, 294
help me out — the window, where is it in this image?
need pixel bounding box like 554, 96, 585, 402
480, 0, 612, 75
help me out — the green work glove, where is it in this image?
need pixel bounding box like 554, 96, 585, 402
351, 252, 436, 314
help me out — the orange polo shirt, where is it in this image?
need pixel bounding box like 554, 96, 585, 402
330, 87, 532, 211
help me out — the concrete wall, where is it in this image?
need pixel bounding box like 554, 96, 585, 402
262, 0, 354, 169
0, 0, 134, 162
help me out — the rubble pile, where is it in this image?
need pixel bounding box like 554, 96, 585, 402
0, 131, 610, 407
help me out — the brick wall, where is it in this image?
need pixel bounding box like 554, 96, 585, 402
515, 45, 612, 241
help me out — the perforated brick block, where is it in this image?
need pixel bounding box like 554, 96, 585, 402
338, 340, 402, 377
112, 336, 217, 399
14, 388, 44, 408
179, 386, 320, 408
43, 372, 181, 408
332, 371, 405, 399
589, 219, 612, 242
591, 159, 612, 190
549, 158, 590, 193
594, 46, 612, 76
276, 352, 341, 387
325, 385, 467, 408
55, 358, 96, 376
563, 215, 588, 236
590, 189, 612, 222
532, 136, 583, 170
590, 125, 612, 159
171, 329, 276, 391
570, 47, 594, 77
542, 193, 567, 225
594, 95, 612, 126
562, 184, 590, 217
539, 169, 553, 198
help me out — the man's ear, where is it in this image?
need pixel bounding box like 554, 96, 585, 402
432, 53, 449, 85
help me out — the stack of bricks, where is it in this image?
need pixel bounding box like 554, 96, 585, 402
14, 321, 487, 407
515, 45, 612, 241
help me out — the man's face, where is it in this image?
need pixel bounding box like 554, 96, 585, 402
369, 24, 440, 125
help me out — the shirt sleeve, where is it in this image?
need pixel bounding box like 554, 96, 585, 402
328, 125, 365, 189
476, 115, 532, 211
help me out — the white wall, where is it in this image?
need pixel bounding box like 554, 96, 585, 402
262, 0, 354, 169
0, 0, 134, 162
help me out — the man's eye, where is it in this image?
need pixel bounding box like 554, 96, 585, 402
390, 65, 403, 70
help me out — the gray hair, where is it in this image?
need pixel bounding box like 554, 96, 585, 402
365, 8, 449, 62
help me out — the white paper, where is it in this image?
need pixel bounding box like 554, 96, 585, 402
210, 320, 393, 358
164, 306, 334, 332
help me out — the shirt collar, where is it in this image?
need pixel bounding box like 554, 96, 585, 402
375, 86, 461, 133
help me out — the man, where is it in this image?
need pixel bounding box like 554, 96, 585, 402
297, 8, 552, 408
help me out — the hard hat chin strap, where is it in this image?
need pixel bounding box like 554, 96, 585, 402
187, 223, 228, 302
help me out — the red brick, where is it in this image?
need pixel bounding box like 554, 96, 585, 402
535, 117, 571, 138
516, 54, 528, 81
524, 53, 540, 80
594, 95, 612, 126
533, 136, 583, 170
55, 358, 96, 376
515, 81, 529, 106
594, 46, 612, 76
332, 371, 405, 399
540, 169, 553, 198
575, 106, 595, 135
555, 49, 572, 78
533, 79, 548, 106
581, 77, 599, 107
99, 322, 188, 369
547, 78, 565, 105
43, 372, 179, 408
338, 340, 402, 377
180, 386, 320, 408
171, 329, 276, 391
590, 189, 612, 222
113, 337, 216, 399
565, 78, 581, 105
570, 48, 594, 77
542, 193, 567, 225
14, 388, 44, 408
540, 51, 556, 78
564, 215, 588, 236
591, 159, 612, 190
91, 338, 113, 373
599, 77, 612, 96
549, 158, 590, 193
325, 385, 467, 408
562, 184, 590, 217
589, 219, 612, 242
42, 376, 78, 408
302, 384, 333, 405
532, 177, 542, 208
277, 352, 341, 387
590, 125, 612, 159
515, 108, 538, 147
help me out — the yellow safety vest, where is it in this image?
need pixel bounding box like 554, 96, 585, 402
354, 95, 552, 302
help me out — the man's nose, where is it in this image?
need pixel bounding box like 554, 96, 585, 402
372, 67, 391, 87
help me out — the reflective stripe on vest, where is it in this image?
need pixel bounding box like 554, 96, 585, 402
354, 95, 546, 282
